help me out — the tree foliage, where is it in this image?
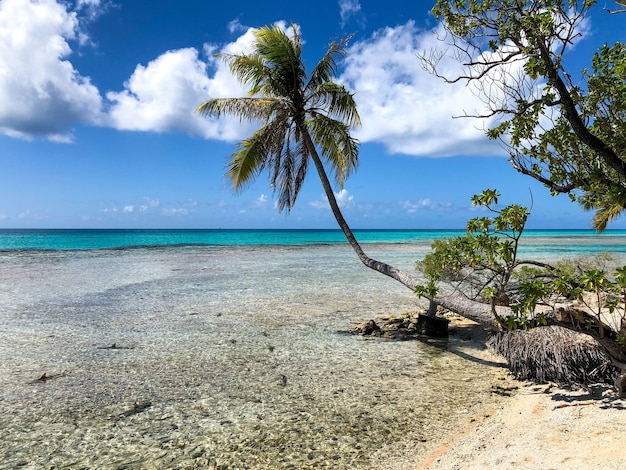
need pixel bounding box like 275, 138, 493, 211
417, 190, 626, 341
418, 189, 547, 329
196, 25, 360, 213
425, 0, 626, 230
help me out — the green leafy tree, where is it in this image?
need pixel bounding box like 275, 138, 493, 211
417, 189, 554, 329
424, 0, 626, 230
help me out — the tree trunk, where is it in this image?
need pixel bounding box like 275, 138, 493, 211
301, 128, 502, 330
301, 129, 626, 371
536, 40, 626, 179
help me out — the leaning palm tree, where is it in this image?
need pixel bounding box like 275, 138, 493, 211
196, 26, 417, 285
196, 24, 499, 328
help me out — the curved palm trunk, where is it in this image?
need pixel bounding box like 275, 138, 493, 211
305, 141, 626, 364
301, 128, 502, 330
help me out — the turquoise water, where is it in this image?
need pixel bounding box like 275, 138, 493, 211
1, 229, 626, 255
2, 228, 626, 468
0, 229, 459, 250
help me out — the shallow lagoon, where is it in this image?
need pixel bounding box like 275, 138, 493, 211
1, 245, 513, 469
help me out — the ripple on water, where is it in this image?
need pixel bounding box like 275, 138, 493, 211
0, 246, 505, 469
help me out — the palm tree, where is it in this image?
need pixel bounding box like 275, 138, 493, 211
196, 24, 499, 329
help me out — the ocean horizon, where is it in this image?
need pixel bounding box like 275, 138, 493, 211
2, 228, 626, 253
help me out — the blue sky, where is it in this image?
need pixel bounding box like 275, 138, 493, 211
0, 0, 624, 229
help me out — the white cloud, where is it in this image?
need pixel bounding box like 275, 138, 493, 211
227, 18, 248, 34
401, 198, 453, 213
0, 0, 104, 142
106, 48, 214, 136
138, 197, 160, 213
162, 208, 189, 216
0, 3, 270, 142
105, 27, 263, 140
123, 205, 134, 213
308, 199, 327, 210
75, 0, 104, 24
250, 194, 269, 209
338, 0, 362, 27
309, 189, 355, 210
335, 189, 355, 208
341, 22, 504, 157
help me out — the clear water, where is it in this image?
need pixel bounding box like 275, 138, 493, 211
2, 230, 626, 468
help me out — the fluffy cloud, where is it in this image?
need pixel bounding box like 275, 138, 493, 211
105, 47, 215, 135
0, 2, 504, 157
0, 0, 104, 141
341, 22, 503, 157
0, 0, 263, 142
105, 27, 264, 141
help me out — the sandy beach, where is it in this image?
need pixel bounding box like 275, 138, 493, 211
415, 320, 626, 470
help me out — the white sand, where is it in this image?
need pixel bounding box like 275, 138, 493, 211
415, 378, 626, 469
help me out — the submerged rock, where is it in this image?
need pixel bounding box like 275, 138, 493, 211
350, 320, 382, 336
349, 309, 450, 339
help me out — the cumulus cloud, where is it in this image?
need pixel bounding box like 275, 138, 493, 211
0, 2, 275, 142
341, 21, 504, 157
0, 0, 104, 142
0, 4, 505, 156
105, 26, 266, 140
0, 2, 505, 159
105, 47, 215, 135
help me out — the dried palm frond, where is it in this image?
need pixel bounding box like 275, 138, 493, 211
488, 325, 620, 386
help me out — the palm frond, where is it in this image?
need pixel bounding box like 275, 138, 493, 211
308, 115, 359, 186
255, 25, 305, 97
307, 35, 352, 90
593, 201, 626, 231
196, 97, 282, 122
292, 136, 310, 205
220, 53, 271, 96
276, 139, 296, 212
226, 133, 267, 192
227, 114, 291, 190
308, 82, 361, 128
